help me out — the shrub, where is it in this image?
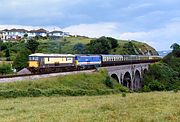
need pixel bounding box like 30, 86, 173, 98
104, 76, 114, 88
143, 62, 179, 91
0, 62, 12, 75
122, 93, 126, 97
148, 80, 165, 91
142, 85, 151, 92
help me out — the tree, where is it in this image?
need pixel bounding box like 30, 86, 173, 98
13, 48, 31, 71
86, 37, 112, 54
170, 43, 180, 57
24, 33, 28, 38
143, 63, 179, 91
73, 43, 85, 54
0, 62, 12, 75
107, 37, 118, 49
26, 39, 39, 53
0, 42, 7, 51
5, 48, 10, 61
170, 43, 180, 51
123, 42, 137, 55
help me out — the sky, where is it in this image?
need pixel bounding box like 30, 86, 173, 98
0, 0, 180, 50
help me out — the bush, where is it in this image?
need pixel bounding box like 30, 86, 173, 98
0, 62, 12, 75
142, 85, 151, 92
143, 62, 179, 91
104, 76, 114, 88
122, 93, 126, 97
148, 80, 165, 91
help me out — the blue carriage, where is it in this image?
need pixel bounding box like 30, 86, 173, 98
75, 55, 101, 69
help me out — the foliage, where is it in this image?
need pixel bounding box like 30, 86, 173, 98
143, 43, 180, 91
170, 43, 180, 57
107, 37, 119, 48
0, 42, 8, 51
73, 43, 86, 54
143, 62, 179, 91
147, 80, 166, 91
123, 42, 137, 55
104, 76, 114, 88
13, 48, 31, 71
24, 33, 28, 38
86, 36, 118, 54
122, 92, 126, 97
163, 43, 180, 76
0, 62, 12, 74
25, 38, 39, 53
5, 48, 10, 61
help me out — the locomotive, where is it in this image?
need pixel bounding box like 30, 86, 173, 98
28, 53, 161, 74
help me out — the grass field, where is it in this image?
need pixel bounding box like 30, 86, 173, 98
0, 92, 180, 122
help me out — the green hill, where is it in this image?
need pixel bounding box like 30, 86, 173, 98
37, 36, 159, 55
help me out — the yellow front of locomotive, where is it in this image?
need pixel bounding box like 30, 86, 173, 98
28, 54, 40, 68
29, 60, 39, 68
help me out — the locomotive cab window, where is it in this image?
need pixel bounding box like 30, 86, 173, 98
29, 56, 39, 61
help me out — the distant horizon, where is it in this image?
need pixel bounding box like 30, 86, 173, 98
0, 0, 180, 50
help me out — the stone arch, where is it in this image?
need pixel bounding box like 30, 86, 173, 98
111, 74, 119, 83
144, 68, 148, 74
134, 70, 141, 90
123, 72, 131, 89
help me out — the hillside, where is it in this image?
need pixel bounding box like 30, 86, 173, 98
0, 70, 128, 98
37, 36, 159, 55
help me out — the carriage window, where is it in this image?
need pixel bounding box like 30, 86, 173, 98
104, 57, 107, 61
67, 58, 72, 60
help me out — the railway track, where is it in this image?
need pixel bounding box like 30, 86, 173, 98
0, 69, 96, 83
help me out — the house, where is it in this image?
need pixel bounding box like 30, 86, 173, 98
48, 31, 70, 39
0, 28, 70, 41
2, 29, 28, 40
48, 30, 64, 37
0, 31, 3, 40
28, 29, 47, 37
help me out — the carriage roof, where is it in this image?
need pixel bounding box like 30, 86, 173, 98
29, 53, 75, 57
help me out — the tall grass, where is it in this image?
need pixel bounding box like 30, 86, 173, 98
0, 92, 180, 122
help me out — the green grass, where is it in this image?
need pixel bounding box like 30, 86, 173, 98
0, 70, 128, 98
0, 92, 180, 121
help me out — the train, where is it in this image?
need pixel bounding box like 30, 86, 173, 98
28, 53, 162, 74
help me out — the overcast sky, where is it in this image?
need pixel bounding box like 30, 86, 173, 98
0, 0, 180, 50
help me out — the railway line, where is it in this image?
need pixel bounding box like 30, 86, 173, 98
0, 69, 95, 83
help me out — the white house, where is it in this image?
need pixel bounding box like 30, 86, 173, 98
2, 29, 28, 40
48, 31, 70, 38
0, 31, 3, 40
48, 31, 64, 37
28, 29, 47, 37
0, 28, 70, 40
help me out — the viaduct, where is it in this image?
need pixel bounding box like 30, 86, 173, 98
102, 63, 149, 90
